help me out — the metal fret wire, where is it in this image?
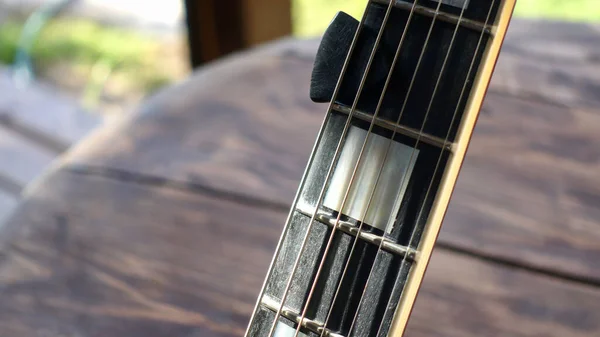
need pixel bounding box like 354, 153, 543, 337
265, 4, 398, 337
291, 2, 420, 337
303, 0, 465, 335
262, 0, 496, 334
245, 99, 337, 337
374, 2, 499, 337
244, 114, 332, 335
315, 1, 427, 335
345, 0, 451, 335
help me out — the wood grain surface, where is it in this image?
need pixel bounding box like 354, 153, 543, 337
0, 19, 599, 337
0, 172, 280, 337
61, 22, 600, 284
493, 20, 600, 109
0, 68, 99, 221
0, 126, 56, 191
0, 68, 100, 152
62, 44, 321, 207
1, 172, 600, 337
0, 190, 16, 225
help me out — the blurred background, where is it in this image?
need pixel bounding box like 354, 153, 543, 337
0, 0, 599, 224
0, 0, 598, 116
0, 2, 599, 336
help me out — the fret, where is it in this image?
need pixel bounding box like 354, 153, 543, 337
332, 103, 454, 151
261, 296, 345, 337
295, 205, 418, 261
331, 1, 493, 141
371, 0, 494, 33
245, 0, 515, 336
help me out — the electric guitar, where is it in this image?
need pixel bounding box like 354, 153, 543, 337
246, 1, 516, 336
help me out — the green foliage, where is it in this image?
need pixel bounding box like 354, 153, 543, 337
293, 0, 600, 37
0, 18, 170, 93
513, 0, 600, 21
1, 18, 154, 66
0, 21, 21, 64
293, 0, 366, 37
1, 1, 597, 95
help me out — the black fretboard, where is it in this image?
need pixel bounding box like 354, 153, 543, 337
246, 1, 508, 337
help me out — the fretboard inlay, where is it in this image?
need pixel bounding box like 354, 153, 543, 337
245, 1, 514, 336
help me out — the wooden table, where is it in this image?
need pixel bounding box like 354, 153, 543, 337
0, 69, 100, 224
1, 20, 599, 336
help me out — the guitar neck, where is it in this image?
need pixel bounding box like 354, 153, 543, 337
246, 1, 516, 337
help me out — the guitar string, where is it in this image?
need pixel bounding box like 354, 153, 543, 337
265, 3, 402, 337
302, 0, 475, 334
246, 4, 368, 335
342, 0, 456, 335
298, 0, 457, 334
373, 2, 498, 337
289, 2, 421, 337
314, 1, 423, 336
297, 0, 498, 334
264, 0, 494, 333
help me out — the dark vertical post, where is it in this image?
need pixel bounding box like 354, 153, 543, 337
184, 0, 292, 69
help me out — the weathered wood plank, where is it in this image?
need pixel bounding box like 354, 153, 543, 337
1, 172, 599, 337
492, 20, 600, 109
62, 45, 322, 205
60, 35, 600, 283
445, 93, 600, 281
0, 125, 57, 191
0, 172, 281, 337
0, 68, 101, 151
407, 249, 600, 337
0, 190, 17, 227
